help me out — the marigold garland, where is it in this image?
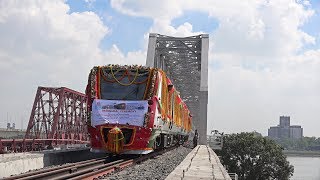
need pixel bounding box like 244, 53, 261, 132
174, 93, 180, 127
168, 91, 173, 120
110, 65, 139, 86
160, 70, 169, 121
100, 66, 151, 85
143, 68, 153, 99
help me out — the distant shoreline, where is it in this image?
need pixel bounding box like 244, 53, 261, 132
283, 150, 320, 157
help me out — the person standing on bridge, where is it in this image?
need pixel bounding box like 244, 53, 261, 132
193, 129, 199, 148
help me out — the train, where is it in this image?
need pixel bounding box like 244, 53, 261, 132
86, 65, 193, 154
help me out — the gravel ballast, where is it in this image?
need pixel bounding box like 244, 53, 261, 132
106, 145, 193, 180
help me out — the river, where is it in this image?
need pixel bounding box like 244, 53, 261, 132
287, 156, 320, 180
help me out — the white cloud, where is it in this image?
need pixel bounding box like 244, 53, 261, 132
102, 45, 146, 65
150, 20, 203, 37
111, 0, 205, 37
112, 0, 315, 58
0, 0, 144, 127
110, 0, 183, 20
209, 50, 320, 136
1, 0, 319, 137
111, 0, 320, 136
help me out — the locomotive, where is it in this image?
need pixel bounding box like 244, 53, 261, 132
86, 65, 192, 154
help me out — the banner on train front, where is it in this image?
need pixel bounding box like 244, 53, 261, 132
91, 99, 148, 127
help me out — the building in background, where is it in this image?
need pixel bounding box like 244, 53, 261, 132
0, 128, 25, 139
268, 116, 303, 139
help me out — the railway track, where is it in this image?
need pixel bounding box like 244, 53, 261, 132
3, 146, 178, 180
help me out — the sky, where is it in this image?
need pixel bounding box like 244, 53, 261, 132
0, 0, 319, 137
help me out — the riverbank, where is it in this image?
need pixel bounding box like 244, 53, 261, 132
283, 150, 320, 157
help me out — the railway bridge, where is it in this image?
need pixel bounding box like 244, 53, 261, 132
0, 34, 234, 179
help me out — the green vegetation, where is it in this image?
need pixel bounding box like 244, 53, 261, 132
273, 137, 320, 151
219, 132, 294, 180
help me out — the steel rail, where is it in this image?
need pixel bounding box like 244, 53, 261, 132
3, 145, 179, 180
53, 159, 127, 180
2, 157, 108, 180
74, 145, 179, 180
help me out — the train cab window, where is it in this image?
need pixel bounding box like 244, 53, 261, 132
100, 70, 150, 100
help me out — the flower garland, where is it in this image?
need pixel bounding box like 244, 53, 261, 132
174, 93, 181, 127
146, 68, 157, 99
88, 65, 157, 100
168, 91, 173, 120
101, 67, 126, 83
160, 70, 169, 120
143, 68, 153, 99
110, 65, 139, 86
100, 65, 150, 85
89, 67, 97, 98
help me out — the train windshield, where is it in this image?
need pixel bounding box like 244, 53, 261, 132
100, 68, 150, 100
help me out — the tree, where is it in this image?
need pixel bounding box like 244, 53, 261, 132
219, 132, 294, 180
273, 136, 320, 151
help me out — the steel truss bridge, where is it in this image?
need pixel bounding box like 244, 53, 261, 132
0, 87, 89, 153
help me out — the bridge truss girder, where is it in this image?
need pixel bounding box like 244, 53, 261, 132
25, 87, 89, 146
146, 33, 209, 145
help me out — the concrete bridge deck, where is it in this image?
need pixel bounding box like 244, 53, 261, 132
166, 145, 231, 180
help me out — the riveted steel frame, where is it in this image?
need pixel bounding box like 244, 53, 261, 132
146, 33, 209, 144
25, 87, 89, 146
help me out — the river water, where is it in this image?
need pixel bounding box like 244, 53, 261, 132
287, 156, 320, 180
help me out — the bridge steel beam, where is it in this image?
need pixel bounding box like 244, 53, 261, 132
25, 87, 89, 147
146, 33, 209, 145
199, 34, 209, 145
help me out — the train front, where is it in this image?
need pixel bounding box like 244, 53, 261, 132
86, 65, 156, 154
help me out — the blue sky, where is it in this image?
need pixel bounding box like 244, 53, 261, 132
67, 0, 221, 53
66, 0, 320, 54
171, 11, 219, 34
301, 0, 320, 50
68, 0, 153, 53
